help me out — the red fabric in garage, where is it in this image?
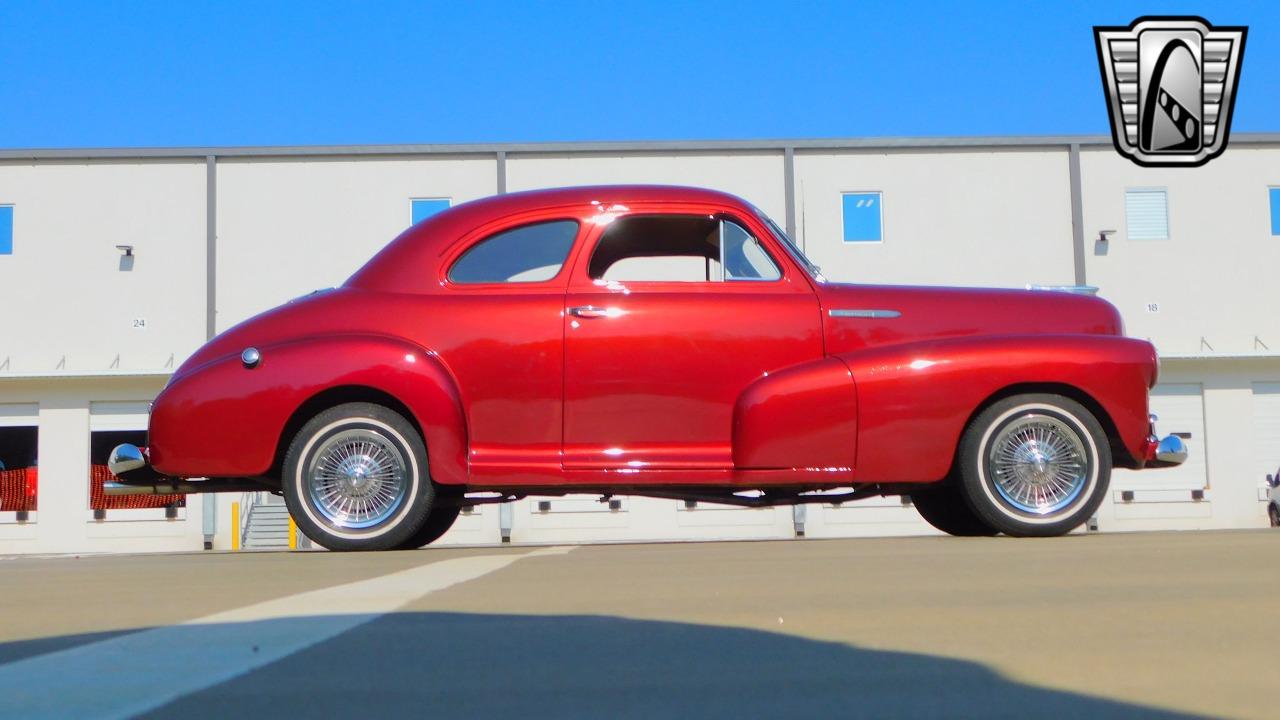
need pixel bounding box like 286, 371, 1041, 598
0, 467, 37, 512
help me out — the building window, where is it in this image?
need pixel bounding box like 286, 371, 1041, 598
1270, 187, 1280, 236
1125, 189, 1169, 240
410, 198, 450, 225
89, 402, 184, 520
842, 192, 882, 243
0, 205, 12, 255
0, 405, 38, 523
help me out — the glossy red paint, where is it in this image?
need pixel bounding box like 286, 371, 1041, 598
732, 357, 858, 471
150, 332, 468, 484
835, 334, 1155, 482
561, 203, 823, 470
146, 184, 1162, 494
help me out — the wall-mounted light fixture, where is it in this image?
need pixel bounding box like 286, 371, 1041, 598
1097, 229, 1116, 243
116, 245, 136, 271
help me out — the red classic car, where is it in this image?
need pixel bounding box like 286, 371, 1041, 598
108, 185, 1186, 550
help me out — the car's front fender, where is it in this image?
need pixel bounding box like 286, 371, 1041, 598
836, 333, 1157, 483
148, 334, 467, 484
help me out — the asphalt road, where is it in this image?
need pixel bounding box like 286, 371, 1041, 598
1, 530, 1277, 719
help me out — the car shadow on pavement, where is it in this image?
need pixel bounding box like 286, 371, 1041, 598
3, 613, 1207, 719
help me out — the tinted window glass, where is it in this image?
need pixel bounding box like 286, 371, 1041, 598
449, 220, 578, 284
721, 220, 781, 280
589, 214, 779, 282
0, 206, 12, 255
842, 192, 882, 242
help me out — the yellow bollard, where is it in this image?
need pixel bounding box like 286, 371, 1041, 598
288, 516, 298, 550
231, 501, 240, 551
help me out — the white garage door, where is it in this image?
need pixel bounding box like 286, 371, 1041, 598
1115, 383, 1207, 490
1252, 383, 1280, 489
88, 402, 150, 431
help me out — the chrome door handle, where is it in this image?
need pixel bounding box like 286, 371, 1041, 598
568, 305, 611, 319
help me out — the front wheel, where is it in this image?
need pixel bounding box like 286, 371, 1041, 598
283, 402, 433, 551
1269, 504, 1279, 528
956, 394, 1110, 537
910, 484, 997, 537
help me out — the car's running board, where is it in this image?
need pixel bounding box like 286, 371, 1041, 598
104, 478, 273, 496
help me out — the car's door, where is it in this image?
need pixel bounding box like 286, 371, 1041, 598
562, 206, 823, 471
430, 214, 582, 482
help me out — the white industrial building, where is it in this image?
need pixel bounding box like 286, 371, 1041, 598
1, 134, 1278, 554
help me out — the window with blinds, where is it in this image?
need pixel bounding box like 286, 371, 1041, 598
1125, 189, 1169, 240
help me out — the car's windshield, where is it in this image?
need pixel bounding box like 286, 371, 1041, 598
754, 208, 824, 282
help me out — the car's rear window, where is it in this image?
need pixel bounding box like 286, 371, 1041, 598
448, 220, 579, 284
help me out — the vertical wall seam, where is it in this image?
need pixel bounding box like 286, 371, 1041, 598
206, 155, 217, 340
1068, 143, 1086, 286
783, 146, 796, 242
496, 151, 507, 194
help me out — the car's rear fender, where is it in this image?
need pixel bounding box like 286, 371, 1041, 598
835, 334, 1156, 483
732, 356, 858, 471
148, 335, 468, 484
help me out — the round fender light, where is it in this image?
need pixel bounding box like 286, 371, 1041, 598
241, 347, 261, 369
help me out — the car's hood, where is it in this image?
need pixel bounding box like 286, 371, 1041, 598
816, 283, 1125, 355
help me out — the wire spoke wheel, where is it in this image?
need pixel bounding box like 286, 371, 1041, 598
986, 413, 1089, 516
306, 428, 409, 530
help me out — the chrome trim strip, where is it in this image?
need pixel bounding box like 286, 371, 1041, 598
828, 309, 901, 319
1026, 284, 1099, 296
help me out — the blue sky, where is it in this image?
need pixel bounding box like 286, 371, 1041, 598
0, 1, 1273, 148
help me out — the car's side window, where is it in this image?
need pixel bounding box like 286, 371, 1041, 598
448, 220, 579, 284
588, 214, 781, 282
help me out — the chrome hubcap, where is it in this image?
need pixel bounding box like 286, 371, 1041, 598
987, 413, 1089, 516
307, 428, 408, 529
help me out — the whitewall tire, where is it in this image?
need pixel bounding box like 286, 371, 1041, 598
283, 402, 433, 551
957, 394, 1110, 537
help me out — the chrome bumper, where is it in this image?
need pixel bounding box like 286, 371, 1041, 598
1145, 414, 1188, 468
1152, 434, 1188, 466
106, 443, 168, 493
104, 443, 269, 496
107, 443, 148, 476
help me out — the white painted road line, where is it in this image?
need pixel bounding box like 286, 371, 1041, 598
0, 547, 573, 719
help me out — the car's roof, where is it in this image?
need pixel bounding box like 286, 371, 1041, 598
347, 185, 757, 293
454, 184, 749, 214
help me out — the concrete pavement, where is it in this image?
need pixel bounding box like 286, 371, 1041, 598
1, 530, 1277, 718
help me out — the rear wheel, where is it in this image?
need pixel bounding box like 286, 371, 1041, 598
910, 483, 998, 536
956, 393, 1110, 537
283, 402, 433, 551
